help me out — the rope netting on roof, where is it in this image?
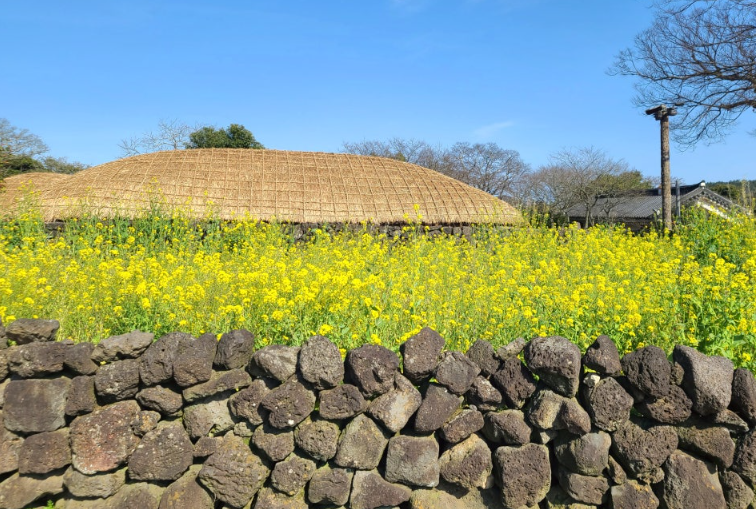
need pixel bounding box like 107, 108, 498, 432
0, 149, 522, 224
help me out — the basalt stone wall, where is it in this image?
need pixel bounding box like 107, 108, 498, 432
0, 319, 755, 509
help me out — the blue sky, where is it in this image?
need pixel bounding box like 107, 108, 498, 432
2, 0, 753, 183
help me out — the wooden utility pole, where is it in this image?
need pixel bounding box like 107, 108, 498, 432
646, 105, 677, 230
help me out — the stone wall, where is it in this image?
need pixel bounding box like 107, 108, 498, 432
0, 318, 755, 509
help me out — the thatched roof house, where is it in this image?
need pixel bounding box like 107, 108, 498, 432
0, 149, 521, 224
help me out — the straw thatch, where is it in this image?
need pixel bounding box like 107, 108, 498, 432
0, 149, 522, 224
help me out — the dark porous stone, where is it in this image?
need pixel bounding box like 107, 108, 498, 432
108, 482, 164, 509
0, 472, 64, 509
490, 356, 537, 409
620, 345, 671, 398
0, 424, 23, 476
139, 332, 187, 386
523, 336, 581, 397
731, 368, 756, 425
438, 433, 492, 489
63, 466, 127, 498
334, 414, 389, 470
0, 350, 8, 381
674, 344, 733, 416
94, 358, 140, 402
298, 335, 344, 389
582, 334, 622, 376
366, 373, 422, 433
5, 318, 59, 344
69, 400, 141, 474
91, 330, 154, 362
493, 443, 551, 508
676, 419, 735, 468
401, 326, 445, 384
250, 344, 300, 382
439, 407, 485, 444
636, 384, 693, 424
671, 361, 685, 385
9, 341, 67, 377
270, 453, 316, 496
172, 333, 217, 387
252, 423, 295, 462
233, 420, 255, 437
193, 436, 221, 458
611, 480, 660, 509
319, 383, 367, 420
213, 329, 255, 370
662, 450, 726, 509
732, 429, 756, 485
4, 377, 70, 433
183, 391, 236, 440
713, 409, 750, 434
607, 455, 628, 485
435, 351, 481, 395
128, 423, 193, 481
582, 376, 634, 432
410, 479, 504, 508
720, 470, 754, 509
182, 368, 252, 403
496, 336, 527, 359
557, 468, 610, 505
350, 469, 412, 509
18, 428, 70, 474
611, 419, 677, 476
64, 342, 98, 375
65, 375, 96, 416
466, 376, 502, 411
158, 465, 214, 509
526, 388, 591, 435
384, 435, 440, 488
308, 464, 354, 506
254, 487, 308, 509
197, 434, 270, 508
554, 431, 611, 476
136, 385, 183, 416
261, 379, 315, 429
466, 339, 500, 376
294, 418, 340, 462
414, 383, 463, 433
483, 409, 531, 445
228, 378, 271, 426
131, 410, 161, 436
346, 344, 400, 398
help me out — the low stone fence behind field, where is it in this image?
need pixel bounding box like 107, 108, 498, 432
0, 318, 755, 509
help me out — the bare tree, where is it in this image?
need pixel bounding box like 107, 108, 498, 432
612, 0, 756, 146
524, 147, 651, 226
0, 118, 49, 157
445, 142, 530, 200
342, 138, 530, 200
118, 119, 197, 156
342, 138, 446, 171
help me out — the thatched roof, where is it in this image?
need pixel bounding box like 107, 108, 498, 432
0, 149, 522, 224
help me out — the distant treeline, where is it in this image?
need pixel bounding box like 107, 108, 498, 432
707, 179, 756, 211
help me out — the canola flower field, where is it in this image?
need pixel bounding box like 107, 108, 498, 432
0, 207, 755, 370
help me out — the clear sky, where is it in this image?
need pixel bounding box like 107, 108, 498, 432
2, 0, 753, 184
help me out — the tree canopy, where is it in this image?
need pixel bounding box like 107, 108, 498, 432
187, 124, 264, 149
612, 0, 756, 146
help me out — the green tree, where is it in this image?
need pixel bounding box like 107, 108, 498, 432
187, 124, 264, 149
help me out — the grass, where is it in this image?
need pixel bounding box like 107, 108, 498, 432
1, 203, 754, 370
